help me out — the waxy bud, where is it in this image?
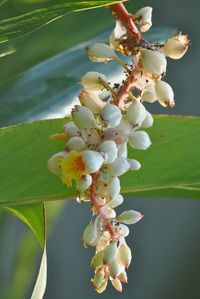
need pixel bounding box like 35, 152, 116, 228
128, 131, 151, 150
118, 243, 132, 268
48, 151, 66, 175
103, 242, 117, 264
135, 6, 153, 32
66, 136, 86, 152
141, 85, 157, 103
155, 80, 175, 107
118, 143, 128, 158
96, 279, 108, 294
141, 49, 167, 75
118, 271, 128, 283
100, 205, 116, 219
99, 140, 118, 164
127, 159, 141, 171
72, 105, 97, 129
111, 278, 123, 292
101, 103, 122, 128
93, 269, 105, 288
141, 111, 154, 128
80, 71, 107, 91
86, 43, 117, 62
120, 224, 130, 237
115, 119, 133, 135
81, 150, 104, 173
107, 158, 130, 176
64, 122, 80, 137
117, 210, 143, 225
83, 222, 98, 246
90, 250, 104, 269
107, 177, 121, 199
109, 194, 124, 208
163, 33, 189, 59
108, 259, 123, 278
79, 91, 105, 114
76, 174, 92, 191
127, 100, 146, 126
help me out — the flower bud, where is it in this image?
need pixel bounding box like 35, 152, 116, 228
111, 278, 123, 292
64, 122, 80, 137
117, 143, 128, 158
108, 259, 123, 278
86, 43, 117, 62
107, 158, 130, 176
128, 131, 151, 150
115, 119, 133, 135
96, 279, 108, 293
100, 205, 116, 219
81, 150, 104, 173
155, 80, 175, 107
141, 85, 157, 103
72, 105, 97, 129
48, 151, 66, 175
80, 71, 107, 91
93, 269, 105, 288
103, 242, 117, 264
66, 136, 86, 152
79, 91, 106, 114
140, 49, 167, 75
90, 250, 104, 269
126, 100, 146, 126
118, 243, 132, 268
117, 210, 144, 225
135, 6, 152, 32
99, 140, 118, 164
127, 159, 141, 171
118, 271, 128, 283
109, 194, 124, 208
101, 103, 122, 128
120, 224, 130, 237
76, 174, 92, 191
82, 222, 98, 246
141, 111, 154, 128
163, 33, 189, 59
107, 177, 121, 199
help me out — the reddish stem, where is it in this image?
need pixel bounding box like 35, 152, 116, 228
90, 172, 116, 238
116, 73, 135, 107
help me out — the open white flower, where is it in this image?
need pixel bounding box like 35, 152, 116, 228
163, 32, 189, 59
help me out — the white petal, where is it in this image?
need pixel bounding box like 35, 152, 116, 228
80, 71, 107, 91
86, 43, 117, 62
141, 85, 157, 103
163, 33, 189, 60
115, 119, 133, 136
106, 158, 130, 176
117, 210, 143, 225
101, 103, 122, 128
72, 105, 97, 129
109, 194, 124, 208
128, 131, 151, 150
64, 122, 80, 137
126, 100, 146, 126
76, 174, 92, 191
127, 159, 141, 170
99, 140, 118, 164
81, 150, 104, 173
117, 142, 128, 158
79, 91, 106, 113
47, 151, 66, 175
135, 6, 152, 32
141, 111, 154, 128
66, 136, 86, 152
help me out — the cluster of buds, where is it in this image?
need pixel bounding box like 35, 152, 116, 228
48, 4, 188, 293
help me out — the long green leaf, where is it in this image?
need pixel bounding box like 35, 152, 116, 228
0, 115, 199, 207
0, 0, 125, 43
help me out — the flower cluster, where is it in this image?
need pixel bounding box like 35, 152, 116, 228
48, 4, 188, 293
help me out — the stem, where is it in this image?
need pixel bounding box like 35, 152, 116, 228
90, 172, 116, 238
116, 73, 136, 108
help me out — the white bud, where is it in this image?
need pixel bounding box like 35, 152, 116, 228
100, 205, 116, 219
118, 271, 128, 283
96, 279, 108, 293
120, 224, 130, 237
117, 210, 143, 225
141, 49, 167, 75
76, 174, 92, 191
48, 151, 66, 175
111, 278, 123, 292
83, 222, 98, 246
72, 105, 97, 129
127, 159, 141, 171
118, 143, 128, 158
66, 136, 86, 152
101, 103, 122, 128
93, 269, 105, 288
155, 80, 175, 107
128, 131, 151, 150
99, 140, 118, 164
81, 150, 104, 173
141, 85, 157, 103
64, 122, 80, 137
103, 242, 117, 264
115, 119, 133, 136
80, 71, 107, 91
135, 6, 152, 32
107, 177, 121, 199
86, 43, 117, 62
79, 91, 106, 114
90, 250, 104, 268
126, 100, 146, 126
109, 259, 123, 279
109, 194, 124, 208
163, 33, 189, 59
107, 158, 130, 176
141, 111, 154, 128
118, 243, 132, 268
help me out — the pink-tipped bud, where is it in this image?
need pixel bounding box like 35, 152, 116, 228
118, 270, 128, 283
111, 278, 123, 292
117, 210, 144, 225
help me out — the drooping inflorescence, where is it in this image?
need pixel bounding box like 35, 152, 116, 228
48, 4, 188, 293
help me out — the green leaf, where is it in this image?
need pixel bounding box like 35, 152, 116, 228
0, 0, 125, 43
0, 115, 199, 207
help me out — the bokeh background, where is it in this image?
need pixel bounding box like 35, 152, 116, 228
0, 0, 200, 298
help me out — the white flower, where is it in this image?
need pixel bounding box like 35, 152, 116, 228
86, 43, 117, 62
141, 111, 154, 128
72, 105, 98, 129
117, 142, 128, 158
106, 158, 130, 176
48, 151, 66, 175
99, 140, 118, 164
141, 85, 157, 103
135, 6, 153, 32
163, 32, 189, 59
76, 174, 92, 191
127, 159, 141, 171
126, 100, 146, 126
79, 91, 106, 113
81, 150, 104, 173
128, 131, 151, 150
66, 136, 86, 152
155, 80, 175, 107
80, 71, 107, 91
140, 49, 167, 75
117, 210, 144, 225
101, 103, 122, 128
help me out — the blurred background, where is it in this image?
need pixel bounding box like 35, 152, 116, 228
0, 0, 200, 298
